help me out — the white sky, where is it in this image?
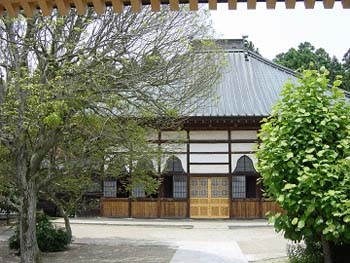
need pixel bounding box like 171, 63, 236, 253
210, 2, 350, 60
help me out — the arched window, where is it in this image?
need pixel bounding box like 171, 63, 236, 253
232, 155, 259, 199
103, 161, 129, 198
164, 156, 185, 173
131, 158, 157, 198
233, 155, 258, 174
161, 156, 187, 199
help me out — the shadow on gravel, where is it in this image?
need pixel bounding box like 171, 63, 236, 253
0, 241, 176, 263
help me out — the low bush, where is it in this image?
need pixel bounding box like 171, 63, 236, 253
287, 240, 323, 263
9, 212, 71, 252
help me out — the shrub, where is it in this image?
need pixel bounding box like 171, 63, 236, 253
9, 212, 71, 252
287, 240, 323, 263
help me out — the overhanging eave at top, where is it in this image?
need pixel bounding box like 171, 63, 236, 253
0, 0, 349, 17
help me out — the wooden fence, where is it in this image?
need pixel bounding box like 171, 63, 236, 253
101, 198, 282, 219
101, 198, 187, 218
231, 199, 283, 219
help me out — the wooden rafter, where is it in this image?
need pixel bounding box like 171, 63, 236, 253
323, 0, 335, 8
169, 0, 179, 10
150, 0, 160, 11
0, 0, 348, 18
38, 0, 53, 16
228, 0, 237, 9
111, 0, 124, 12
266, 0, 277, 8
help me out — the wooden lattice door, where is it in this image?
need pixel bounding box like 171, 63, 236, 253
190, 177, 230, 218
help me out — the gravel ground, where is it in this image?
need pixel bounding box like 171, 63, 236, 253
0, 221, 176, 263
0, 219, 289, 263
0, 241, 176, 263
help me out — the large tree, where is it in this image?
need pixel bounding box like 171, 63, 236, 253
257, 69, 350, 263
0, 7, 222, 262
41, 115, 160, 237
273, 42, 350, 91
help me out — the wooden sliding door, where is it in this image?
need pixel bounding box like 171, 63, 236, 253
190, 177, 229, 218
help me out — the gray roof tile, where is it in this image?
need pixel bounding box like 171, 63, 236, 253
191, 50, 297, 117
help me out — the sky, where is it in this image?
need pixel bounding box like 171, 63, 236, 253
210, 2, 350, 60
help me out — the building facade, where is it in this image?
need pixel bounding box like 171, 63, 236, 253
100, 39, 296, 219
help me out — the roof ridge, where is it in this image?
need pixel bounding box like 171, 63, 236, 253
246, 51, 350, 98
246, 50, 299, 77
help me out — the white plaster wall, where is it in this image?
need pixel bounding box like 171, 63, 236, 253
161, 131, 187, 141
190, 164, 229, 174
231, 130, 257, 140
231, 154, 258, 171
147, 131, 159, 141
190, 143, 228, 153
160, 154, 187, 173
161, 143, 187, 153
190, 154, 228, 163
231, 143, 257, 152
189, 131, 228, 140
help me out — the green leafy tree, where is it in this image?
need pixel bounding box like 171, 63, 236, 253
0, 7, 222, 262
342, 48, 350, 91
0, 145, 17, 224
41, 115, 161, 237
257, 69, 350, 263
274, 42, 349, 91
246, 40, 261, 55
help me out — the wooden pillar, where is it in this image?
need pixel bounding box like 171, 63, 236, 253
228, 129, 233, 218
157, 130, 162, 218
128, 198, 132, 218
186, 130, 191, 218
157, 198, 161, 218
258, 180, 263, 218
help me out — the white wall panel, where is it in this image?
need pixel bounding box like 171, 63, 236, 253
189, 131, 228, 140
190, 154, 228, 163
190, 164, 229, 174
161, 131, 187, 141
190, 143, 228, 153
231, 130, 257, 140
147, 131, 159, 141
231, 143, 257, 152
161, 143, 187, 153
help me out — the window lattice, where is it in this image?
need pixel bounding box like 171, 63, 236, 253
103, 181, 117, 198
190, 178, 208, 198
211, 177, 229, 198
232, 176, 246, 198
132, 185, 145, 198
173, 175, 187, 198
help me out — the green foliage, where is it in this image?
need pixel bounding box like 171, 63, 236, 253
257, 69, 350, 244
287, 241, 323, 263
9, 213, 71, 252
130, 157, 159, 197
274, 42, 350, 91
0, 8, 223, 260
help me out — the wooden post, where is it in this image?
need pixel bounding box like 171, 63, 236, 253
157, 197, 161, 218
186, 130, 191, 218
228, 129, 233, 219
128, 198, 132, 218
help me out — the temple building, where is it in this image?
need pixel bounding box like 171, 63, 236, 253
100, 39, 297, 219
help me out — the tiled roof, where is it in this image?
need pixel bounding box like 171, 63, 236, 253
0, 0, 349, 18
191, 49, 298, 117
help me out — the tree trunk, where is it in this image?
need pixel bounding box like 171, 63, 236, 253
18, 155, 41, 263
19, 180, 41, 263
57, 205, 72, 238
321, 235, 332, 263
6, 210, 10, 225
